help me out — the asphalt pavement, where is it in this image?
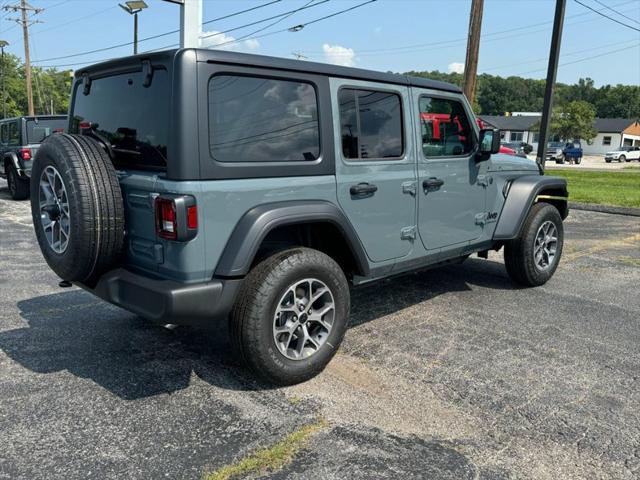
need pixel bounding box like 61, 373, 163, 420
1, 178, 639, 480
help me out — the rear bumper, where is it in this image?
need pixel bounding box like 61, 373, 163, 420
77, 268, 242, 326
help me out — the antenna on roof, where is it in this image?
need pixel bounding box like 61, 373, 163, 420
291, 52, 308, 60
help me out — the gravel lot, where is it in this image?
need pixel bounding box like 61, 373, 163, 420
1, 178, 639, 480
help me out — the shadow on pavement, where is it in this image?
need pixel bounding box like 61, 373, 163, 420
0, 258, 514, 400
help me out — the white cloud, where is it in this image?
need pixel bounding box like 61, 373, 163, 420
199, 30, 260, 52
322, 44, 355, 67
448, 62, 465, 74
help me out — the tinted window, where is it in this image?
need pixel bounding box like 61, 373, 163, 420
339, 88, 403, 160
26, 118, 66, 144
71, 69, 170, 171
209, 75, 320, 163
419, 96, 473, 158
7, 122, 19, 146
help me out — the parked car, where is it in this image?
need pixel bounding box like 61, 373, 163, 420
0, 115, 67, 199
545, 141, 583, 164
604, 146, 640, 163
29, 49, 568, 385
502, 141, 533, 155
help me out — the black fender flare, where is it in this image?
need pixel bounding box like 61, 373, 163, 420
493, 175, 568, 240
214, 200, 370, 278
3, 152, 22, 175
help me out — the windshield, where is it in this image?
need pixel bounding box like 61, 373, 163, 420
548, 142, 564, 148
26, 118, 66, 143
70, 68, 169, 171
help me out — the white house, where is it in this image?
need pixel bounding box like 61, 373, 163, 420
479, 115, 640, 155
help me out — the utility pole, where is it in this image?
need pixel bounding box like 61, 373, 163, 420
462, 0, 484, 105
535, 0, 567, 172
0, 40, 8, 119
3, 0, 42, 117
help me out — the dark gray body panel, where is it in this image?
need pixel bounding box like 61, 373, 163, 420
214, 200, 370, 278
493, 175, 568, 240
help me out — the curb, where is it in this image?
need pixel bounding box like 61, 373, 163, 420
569, 202, 640, 217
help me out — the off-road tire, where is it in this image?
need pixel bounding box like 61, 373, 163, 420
230, 247, 350, 386
504, 202, 564, 287
30, 134, 124, 283
6, 163, 30, 200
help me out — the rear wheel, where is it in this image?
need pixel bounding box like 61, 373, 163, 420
30, 134, 125, 283
6, 164, 30, 200
504, 203, 564, 287
230, 247, 350, 385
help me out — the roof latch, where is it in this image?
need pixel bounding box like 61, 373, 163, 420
142, 60, 154, 88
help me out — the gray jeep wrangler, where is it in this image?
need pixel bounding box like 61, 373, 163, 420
0, 115, 67, 199
30, 49, 568, 385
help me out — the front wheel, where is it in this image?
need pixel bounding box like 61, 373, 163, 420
230, 247, 350, 385
504, 203, 564, 287
619, 155, 627, 163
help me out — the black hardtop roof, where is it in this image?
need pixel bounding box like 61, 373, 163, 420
0, 114, 67, 122
76, 48, 463, 95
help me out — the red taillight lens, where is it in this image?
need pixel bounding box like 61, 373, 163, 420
155, 197, 177, 240
186, 205, 198, 230
19, 148, 32, 161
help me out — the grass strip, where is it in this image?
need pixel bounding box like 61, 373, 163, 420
204, 418, 327, 480
550, 169, 640, 208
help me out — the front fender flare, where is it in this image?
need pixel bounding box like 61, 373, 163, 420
493, 175, 568, 240
214, 200, 370, 278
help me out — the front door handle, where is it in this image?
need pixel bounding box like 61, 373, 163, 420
350, 182, 378, 196
423, 177, 444, 190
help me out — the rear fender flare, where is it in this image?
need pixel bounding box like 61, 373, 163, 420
214, 200, 370, 278
3, 152, 22, 176
493, 175, 568, 240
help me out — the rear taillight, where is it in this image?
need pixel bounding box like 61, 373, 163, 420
156, 197, 177, 240
155, 195, 198, 241
19, 148, 32, 161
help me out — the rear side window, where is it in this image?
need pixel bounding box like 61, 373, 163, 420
338, 88, 404, 160
209, 75, 320, 163
1, 122, 20, 146
26, 118, 66, 144
419, 96, 473, 158
71, 69, 170, 171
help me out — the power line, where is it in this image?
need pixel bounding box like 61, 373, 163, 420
515, 42, 640, 75
32, 5, 118, 35
199, 0, 329, 42
31, 0, 286, 64
592, 0, 640, 25
573, 0, 640, 31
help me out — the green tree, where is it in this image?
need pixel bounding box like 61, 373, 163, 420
549, 100, 597, 142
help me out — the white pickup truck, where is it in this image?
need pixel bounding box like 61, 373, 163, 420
604, 146, 640, 163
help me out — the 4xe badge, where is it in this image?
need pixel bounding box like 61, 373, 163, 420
486, 211, 498, 222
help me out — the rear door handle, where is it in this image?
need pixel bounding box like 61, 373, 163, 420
350, 182, 378, 196
423, 177, 444, 190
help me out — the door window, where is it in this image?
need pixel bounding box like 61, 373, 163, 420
419, 96, 473, 158
338, 88, 404, 160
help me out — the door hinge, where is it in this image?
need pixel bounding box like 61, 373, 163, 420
401, 181, 417, 196
401, 225, 417, 240
475, 212, 487, 226
477, 174, 492, 187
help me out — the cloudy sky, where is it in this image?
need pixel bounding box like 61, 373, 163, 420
1, 0, 638, 86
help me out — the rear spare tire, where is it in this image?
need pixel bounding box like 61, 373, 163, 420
30, 134, 125, 283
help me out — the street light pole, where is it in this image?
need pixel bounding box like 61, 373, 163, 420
134, 11, 138, 54
0, 40, 8, 119
119, 1, 148, 54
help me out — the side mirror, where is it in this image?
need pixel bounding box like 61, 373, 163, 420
479, 128, 501, 155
